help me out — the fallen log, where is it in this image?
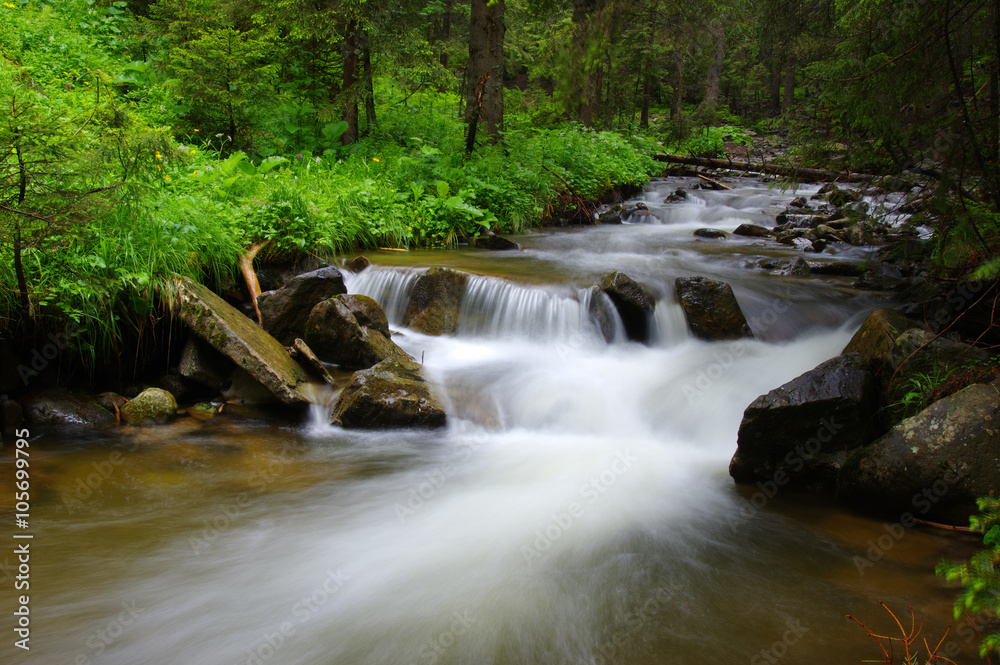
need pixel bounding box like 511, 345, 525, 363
653, 154, 875, 183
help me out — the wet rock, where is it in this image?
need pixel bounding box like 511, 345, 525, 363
187, 402, 218, 421
853, 269, 905, 291
773, 257, 811, 277
346, 256, 371, 272
305, 295, 415, 370
733, 223, 772, 238
842, 308, 923, 366
257, 266, 347, 345
675, 276, 753, 341
175, 277, 311, 405
292, 338, 337, 385
730, 353, 880, 490
96, 392, 127, 415
789, 196, 807, 208
837, 383, 1000, 524
599, 272, 655, 343
121, 387, 177, 425
665, 188, 688, 202
402, 268, 470, 336
693, 228, 728, 239
598, 209, 623, 225
472, 233, 521, 250
331, 359, 447, 429
587, 286, 621, 343
812, 183, 862, 207
806, 261, 867, 277
178, 336, 233, 391
22, 388, 115, 428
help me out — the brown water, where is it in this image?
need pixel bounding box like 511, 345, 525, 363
0, 177, 983, 665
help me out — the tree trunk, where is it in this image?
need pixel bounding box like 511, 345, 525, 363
341, 19, 360, 146
782, 53, 796, 113
672, 50, 684, 118
653, 153, 875, 183
573, 0, 601, 127
698, 18, 725, 122
13, 138, 30, 322
465, 0, 505, 151
440, 0, 453, 67
362, 32, 376, 134
640, 75, 650, 129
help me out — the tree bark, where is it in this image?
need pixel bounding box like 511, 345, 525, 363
465, 0, 505, 149
672, 50, 684, 119
782, 53, 796, 112
341, 19, 360, 146
699, 18, 725, 122
362, 32, 376, 134
640, 75, 650, 129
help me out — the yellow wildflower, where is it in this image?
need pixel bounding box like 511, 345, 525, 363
155, 150, 162, 159
190, 149, 197, 155
372, 157, 380, 162
3, 3, 17, 8
193, 170, 199, 176
165, 175, 171, 182
193, 128, 199, 132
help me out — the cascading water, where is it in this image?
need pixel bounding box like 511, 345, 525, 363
11, 177, 974, 665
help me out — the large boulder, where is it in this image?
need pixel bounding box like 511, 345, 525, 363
841, 308, 922, 367
730, 353, 880, 490
21, 389, 115, 428
178, 336, 232, 391
331, 359, 447, 429
880, 328, 992, 425
837, 383, 1000, 524
587, 286, 621, 343
257, 266, 347, 345
733, 223, 772, 238
599, 272, 655, 343
175, 277, 311, 405
304, 294, 415, 370
121, 388, 177, 425
675, 276, 753, 341
402, 268, 469, 335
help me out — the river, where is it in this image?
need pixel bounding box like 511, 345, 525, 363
1, 176, 980, 665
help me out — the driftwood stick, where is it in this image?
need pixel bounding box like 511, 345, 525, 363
239, 240, 269, 326
697, 173, 732, 190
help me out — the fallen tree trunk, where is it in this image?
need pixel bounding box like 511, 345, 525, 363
653, 154, 875, 183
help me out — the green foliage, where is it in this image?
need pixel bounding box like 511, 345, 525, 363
938, 496, 1000, 658
667, 124, 753, 158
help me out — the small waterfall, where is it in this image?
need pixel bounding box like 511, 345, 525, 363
458, 275, 609, 343
299, 382, 340, 433
344, 266, 423, 325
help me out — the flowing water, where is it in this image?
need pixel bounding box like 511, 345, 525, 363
1, 177, 981, 665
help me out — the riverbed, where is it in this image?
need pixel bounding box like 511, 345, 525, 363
1, 176, 981, 665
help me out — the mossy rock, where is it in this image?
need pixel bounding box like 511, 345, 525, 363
122, 388, 177, 425
841, 308, 922, 367
331, 359, 446, 429
402, 268, 469, 335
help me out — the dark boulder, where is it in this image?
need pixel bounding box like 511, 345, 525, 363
729, 353, 880, 490
21, 389, 115, 428
402, 268, 470, 336
331, 359, 447, 429
598, 209, 623, 225
305, 295, 415, 370
665, 188, 688, 203
675, 276, 753, 341
587, 286, 621, 343
841, 308, 922, 368
807, 261, 867, 277
346, 256, 371, 272
733, 223, 772, 238
257, 266, 347, 345
178, 336, 233, 391
599, 272, 655, 343
693, 228, 728, 239
472, 234, 521, 250
837, 383, 1000, 524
